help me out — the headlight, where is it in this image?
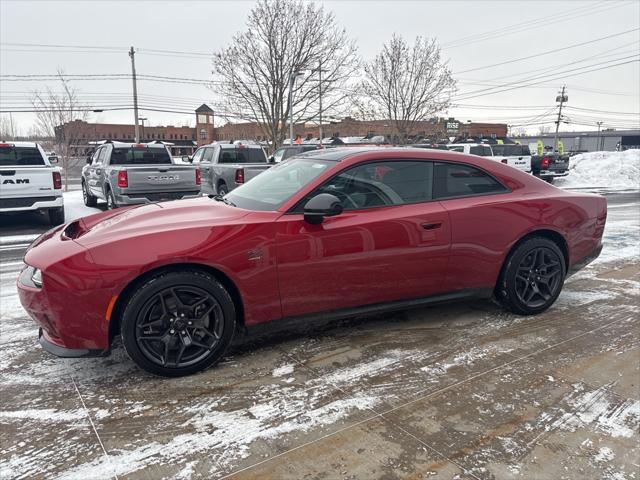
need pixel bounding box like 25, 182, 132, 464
31, 268, 43, 287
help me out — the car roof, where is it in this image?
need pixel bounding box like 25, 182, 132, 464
0, 141, 39, 148
218, 143, 263, 149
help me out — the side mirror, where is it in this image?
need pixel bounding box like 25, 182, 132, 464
182, 155, 192, 163
48, 155, 59, 164
303, 193, 343, 225
268, 156, 275, 163
86, 156, 93, 165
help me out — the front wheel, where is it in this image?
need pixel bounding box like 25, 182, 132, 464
496, 237, 566, 315
120, 270, 236, 377
544, 177, 554, 184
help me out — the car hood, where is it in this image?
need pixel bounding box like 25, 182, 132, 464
68, 197, 250, 246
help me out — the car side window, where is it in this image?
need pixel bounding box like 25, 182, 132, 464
191, 148, 204, 164
95, 147, 107, 165
433, 162, 507, 199
306, 160, 433, 211
201, 148, 214, 163
91, 148, 102, 165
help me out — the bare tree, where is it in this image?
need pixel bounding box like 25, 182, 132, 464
360, 34, 455, 143
538, 125, 552, 135
31, 70, 89, 191
212, 0, 359, 148
0, 113, 19, 140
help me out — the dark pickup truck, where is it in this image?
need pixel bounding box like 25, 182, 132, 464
529, 144, 569, 183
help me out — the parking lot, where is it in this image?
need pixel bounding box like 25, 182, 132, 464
0, 189, 637, 479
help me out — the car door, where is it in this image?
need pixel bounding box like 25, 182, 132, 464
198, 147, 215, 194
87, 147, 106, 198
432, 161, 512, 292
95, 144, 112, 196
275, 159, 451, 318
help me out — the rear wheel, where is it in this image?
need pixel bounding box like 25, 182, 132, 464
106, 188, 118, 209
544, 177, 554, 184
217, 182, 229, 195
82, 180, 97, 207
48, 207, 65, 226
120, 270, 236, 377
496, 237, 565, 315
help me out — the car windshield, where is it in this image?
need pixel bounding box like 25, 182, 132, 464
225, 158, 335, 211
110, 147, 172, 165
0, 146, 45, 166
219, 148, 267, 163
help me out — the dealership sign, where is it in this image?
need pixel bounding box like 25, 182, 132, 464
445, 119, 460, 133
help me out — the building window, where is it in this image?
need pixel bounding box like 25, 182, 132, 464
200, 129, 207, 140
198, 114, 207, 124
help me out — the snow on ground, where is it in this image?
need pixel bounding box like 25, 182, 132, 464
62, 190, 102, 222
556, 149, 640, 190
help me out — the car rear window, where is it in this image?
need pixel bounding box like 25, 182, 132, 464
469, 145, 493, 156
219, 148, 267, 164
0, 146, 45, 166
433, 162, 507, 199
110, 147, 172, 165
493, 145, 528, 156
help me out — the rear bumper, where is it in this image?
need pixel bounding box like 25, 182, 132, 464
567, 242, 603, 277
0, 195, 63, 213
39, 328, 109, 358
540, 170, 569, 178
114, 190, 201, 205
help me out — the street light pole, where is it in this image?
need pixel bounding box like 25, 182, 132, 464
129, 46, 140, 143
596, 121, 603, 151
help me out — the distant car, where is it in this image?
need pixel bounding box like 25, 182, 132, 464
19, 147, 606, 376
0, 141, 64, 225
528, 145, 569, 183
189, 142, 270, 195
269, 145, 321, 163
81, 141, 201, 209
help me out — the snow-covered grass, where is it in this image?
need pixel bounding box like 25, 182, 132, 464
556, 150, 640, 190
63, 190, 102, 222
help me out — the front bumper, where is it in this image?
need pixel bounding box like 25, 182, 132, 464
39, 328, 109, 358
0, 195, 63, 213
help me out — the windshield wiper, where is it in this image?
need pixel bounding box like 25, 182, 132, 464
209, 194, 236, 207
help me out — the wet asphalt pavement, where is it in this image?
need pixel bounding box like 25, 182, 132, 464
0, 190, 638, 479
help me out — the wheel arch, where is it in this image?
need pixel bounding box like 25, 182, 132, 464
108, 262, 245, 344
496, 228, 569, 289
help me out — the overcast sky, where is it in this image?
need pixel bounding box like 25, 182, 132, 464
1, 0, 639, 135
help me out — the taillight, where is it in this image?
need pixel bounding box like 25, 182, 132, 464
501, 158, 508, 164
117, 170, 128, 188
195, 168, 201, 185
52, 171, 62, 189
235, 168, 245, 184
541, 157, 551, 169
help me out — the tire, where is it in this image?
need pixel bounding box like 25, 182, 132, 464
82, 180, 97, 207
544, 177, 554, 184
48, 207, 65, 226
106, 188, 118, 209
120, 270, 236, 377
217, 183, 229, 195
496, 237, 566, 315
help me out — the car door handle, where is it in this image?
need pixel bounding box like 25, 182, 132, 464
421, 222, 442, 230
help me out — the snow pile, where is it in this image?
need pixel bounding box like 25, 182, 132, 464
557, 150, 640, 190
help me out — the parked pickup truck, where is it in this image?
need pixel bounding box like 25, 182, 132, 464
490, 144, 532, 173
529, 144, 569, 183
188, 142, 270, 195
81, 141, 201, 209
446, 143, 532, 173
0, 141, 64, 225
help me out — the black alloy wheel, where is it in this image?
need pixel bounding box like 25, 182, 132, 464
497, 237, 566, 315
121, 270, 235, 376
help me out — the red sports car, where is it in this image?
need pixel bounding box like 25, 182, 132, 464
18, 148, 606, 376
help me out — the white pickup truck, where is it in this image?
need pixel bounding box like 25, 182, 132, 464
445, 143, 532, 173
0, 142, 65, 225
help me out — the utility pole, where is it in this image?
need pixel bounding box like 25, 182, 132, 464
129, 46, 140, 143
288, 71, 304, 145
596, 121, 603, 151
554, 85, 567, 152
139, 117, 147, 142
318, 60, 323, 142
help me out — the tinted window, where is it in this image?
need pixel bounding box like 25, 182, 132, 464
110, 147, 171, 165
218, 148, 266, 163
469, 145, 492, 156
433, 163, 507, 199
433, 163, 507, 198
0, 146, 45, 166
448, 146, 464, 153
309, 161, 433, 210
493, 145, 527, 156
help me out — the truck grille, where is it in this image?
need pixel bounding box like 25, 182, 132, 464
0, 196, 57, 208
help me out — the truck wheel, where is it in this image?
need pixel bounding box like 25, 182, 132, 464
217, 183, 229, 195
82, 180, 97, 207
106, 189, 118, 209
48, 207, 65, 226
544, 177, 554, 184
120, 270, 236, 377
